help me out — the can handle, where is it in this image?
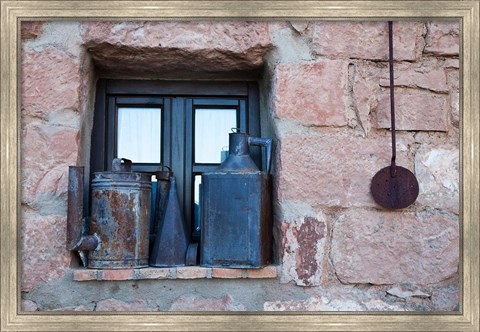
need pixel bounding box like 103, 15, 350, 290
248, 137, 272, 174
112, 158, 132, 172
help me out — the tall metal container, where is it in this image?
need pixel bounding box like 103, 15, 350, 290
89, 159, 151, 269
200, 132, 272, 268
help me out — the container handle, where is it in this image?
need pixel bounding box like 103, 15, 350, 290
112, 158, 132, 172
248, 137, 272, 174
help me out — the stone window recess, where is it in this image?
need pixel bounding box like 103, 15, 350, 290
87, 79, 264, 265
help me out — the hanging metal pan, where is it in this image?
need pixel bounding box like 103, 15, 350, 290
370, 21, 419, 209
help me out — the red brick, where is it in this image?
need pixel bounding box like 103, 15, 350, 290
72, 269, 98, 281
176, 267, 208, 279
101, 269, 134, 281
211, 268, 243, 279
246, 266, 278, 279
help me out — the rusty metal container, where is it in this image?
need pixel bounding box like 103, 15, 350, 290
200, 132, 272, 268
89, 159, 151, 269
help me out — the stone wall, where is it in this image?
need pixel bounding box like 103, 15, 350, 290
20, 20, 459, 311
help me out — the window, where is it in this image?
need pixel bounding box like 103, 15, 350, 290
90, 80, 261, 243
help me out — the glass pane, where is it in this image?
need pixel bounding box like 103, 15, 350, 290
117, 107, 161, 163
195, 108, 237, 164
193, 175, 202, 233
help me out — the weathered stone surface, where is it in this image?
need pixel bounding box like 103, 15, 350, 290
430, 281, 460, 311
363, 299, 408, 311
279, 215, 328, 286
290, 21, 310, 34
451, 91, 459, 127
379, 66, 448, 93
169, 295, 245, 311
21, 21, 45, 40
21, 209, 71, 292
273, 60, 348, 126
312, 21, 425, 61
264, 296, 364, 311
376, 92, 448, 131
415, 145, 459, 213
276, 131, 413, 207
21, 299, 39, 312
270, 26, 313, 63
82, 21, 271, 77
443, 58, 459, 69
21, 122, 79, 213
331, 209, 459, 285
95, 298, 154, 311
349, 62, 384, 135
51, 305, 92, 311
386, 286, 431, 299
424, 22, 459, 56
351, 60, 449, 135
25, 22, 83, 58
45, 108, 81, 129
22, 47, 81, 119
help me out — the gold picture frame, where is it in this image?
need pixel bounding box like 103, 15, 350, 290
1, 1, 479, 331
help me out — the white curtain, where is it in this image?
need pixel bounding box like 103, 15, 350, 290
117, 107, 162, 163
195, 108, 237, 164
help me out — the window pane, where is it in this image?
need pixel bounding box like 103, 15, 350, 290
117, 107, 161, 163
193, 175, 202, 233
195, 108, 237, 164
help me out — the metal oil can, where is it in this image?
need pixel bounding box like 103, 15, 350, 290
89, 159, 151, 269
200, 132, 272, 268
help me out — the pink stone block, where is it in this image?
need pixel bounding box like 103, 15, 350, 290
81, 21, 271, 75
273, 60, 348, 126
379, 67, 448, 93
312, 21, 424, 61
20, 209, 71, 292
330, 209, 459, 285
276, 132, 413, 207
424, 22, 460, 56
21, 123, 80, 211
415, 145, 459, 214
376, 92, 448, 131
21, 47, 81, 118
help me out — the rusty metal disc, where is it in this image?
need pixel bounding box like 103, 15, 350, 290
371, 165, 419, 209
